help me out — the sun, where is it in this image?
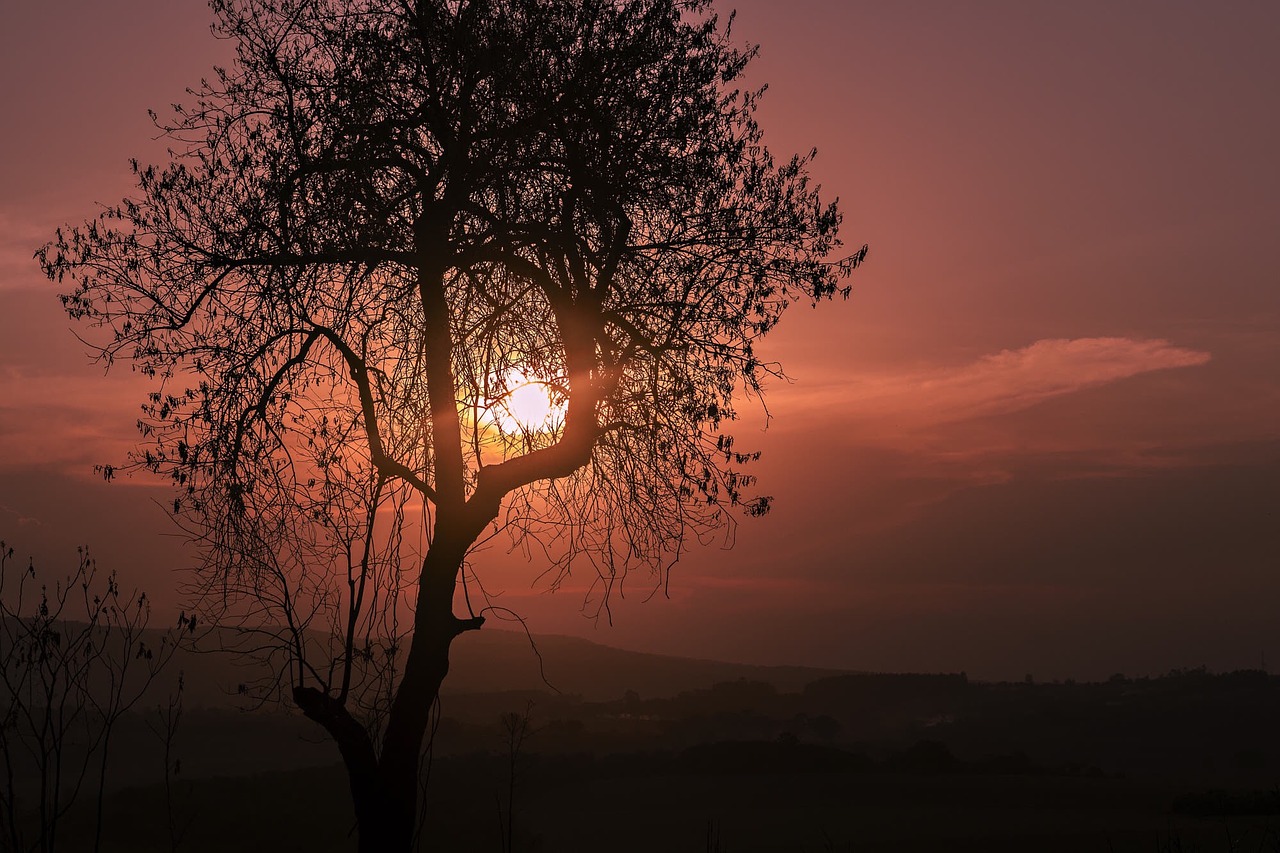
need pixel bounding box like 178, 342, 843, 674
490, 369, 564, 434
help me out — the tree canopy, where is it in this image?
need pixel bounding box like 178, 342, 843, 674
40, 0, 862, 848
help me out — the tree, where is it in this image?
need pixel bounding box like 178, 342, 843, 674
39, 1, 864, 849
495, 700, 535, 853
0, 541, 171, 853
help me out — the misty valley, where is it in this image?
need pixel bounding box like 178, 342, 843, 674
6, 627, 1280, 852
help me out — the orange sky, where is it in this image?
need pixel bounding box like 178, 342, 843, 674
1, 0, 1277, 681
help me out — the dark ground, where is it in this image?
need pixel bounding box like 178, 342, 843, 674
54, 757, 1280, 852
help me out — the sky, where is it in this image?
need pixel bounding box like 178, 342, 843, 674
0, 0, 1277, 682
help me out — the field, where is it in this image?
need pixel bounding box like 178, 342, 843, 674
51, 756, 1280, 852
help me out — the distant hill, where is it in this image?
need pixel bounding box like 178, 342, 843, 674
0, 617, 848, 709
444, 629, 848, 700
158, 626, 848, 707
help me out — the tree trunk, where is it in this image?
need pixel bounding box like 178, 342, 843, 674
368, 626, 454, 853
298, 527, 487, 853
296, 655, 448, 853
373, 531, 478, 852
292, 686, 382, 847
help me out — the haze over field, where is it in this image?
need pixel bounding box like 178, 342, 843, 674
1, 0, 1277, 681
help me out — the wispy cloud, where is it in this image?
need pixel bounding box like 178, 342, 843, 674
819, 337, 1211, 423
759, 336, 1222, 491
0, 364, 150, 476
0, 502, 44, 528
0, 208, 60, 291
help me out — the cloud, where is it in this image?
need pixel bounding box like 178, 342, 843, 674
0, 207, 61, 291
831, 337, 1211, 424
0, 362, 150, 476
753, 336, 1225, 508
0, 502, 44, 528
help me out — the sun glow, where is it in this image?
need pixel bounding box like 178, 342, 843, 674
489, 369, 565, 434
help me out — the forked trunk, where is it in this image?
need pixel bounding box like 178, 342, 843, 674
297, 535, 483, 853
299, 613, 460, 853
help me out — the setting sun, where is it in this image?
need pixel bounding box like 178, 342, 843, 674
490, 370, 564, 434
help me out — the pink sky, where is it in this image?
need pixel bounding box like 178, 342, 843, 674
1, 0, 1277, 681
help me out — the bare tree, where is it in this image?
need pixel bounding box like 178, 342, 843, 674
496, 701, 535, 853
146, 673, 193, 853
0, 541, 171, 853
39, 1, 864, 849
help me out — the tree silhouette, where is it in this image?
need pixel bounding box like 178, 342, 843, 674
0, 541, 172, 853
39, 0, 863, 849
